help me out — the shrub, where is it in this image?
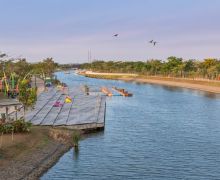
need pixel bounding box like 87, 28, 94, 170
52, 78, 61, 85
12, 119, 32, 133
72, 131, 81, 147
0, 119, 32, 134
2, 124, 14, 134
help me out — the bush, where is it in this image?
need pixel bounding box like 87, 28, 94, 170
13, 119, 32, 133
72, 131, 81, 147
52, 78, 61, 85
0, 119, 32, 134
2, 124, 14, 134
18, 79, 37, 110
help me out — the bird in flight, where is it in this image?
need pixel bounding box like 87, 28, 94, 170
113, 34, 118, 37
149, 40, 158, 46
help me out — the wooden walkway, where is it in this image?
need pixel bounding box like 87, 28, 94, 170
25, 86, 106, 130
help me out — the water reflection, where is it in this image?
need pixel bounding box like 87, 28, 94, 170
73, 147, 79, 161
135, 81, 220, 99
82, 131, 104, 139
197, 91, 220, 99
161, 85, 185, 92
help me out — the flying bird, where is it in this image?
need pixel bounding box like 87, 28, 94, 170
149, 40, 154, 43
153, 41, 158, 46
113, 34, 118, 37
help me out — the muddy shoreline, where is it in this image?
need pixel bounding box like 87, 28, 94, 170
0, 142, 71, 180
20, 143, 71, 180
0, 128, 68, 180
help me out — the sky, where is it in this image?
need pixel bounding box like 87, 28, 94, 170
0, 0, 220, 63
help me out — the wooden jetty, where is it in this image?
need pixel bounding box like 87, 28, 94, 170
101, 87, 113, 97
25, 86, 106, 131
112, 87, 133, 97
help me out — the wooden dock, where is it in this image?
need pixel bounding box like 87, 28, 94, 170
25, 86, 106, 131
112, 87, 133, 97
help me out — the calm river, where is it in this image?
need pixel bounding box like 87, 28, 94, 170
41, 72, 220, 180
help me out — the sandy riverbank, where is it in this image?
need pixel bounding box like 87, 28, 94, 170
121, 77, 220, 94
82, 72, 220, 94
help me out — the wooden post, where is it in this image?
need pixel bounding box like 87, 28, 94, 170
104, 100, 106, 129
15, 106, 18, 121
95, 95, 101, 122
35, 76, 37, 88
0, 132, 3, 148
23, 106, 25, 119
5, 106, 8, 122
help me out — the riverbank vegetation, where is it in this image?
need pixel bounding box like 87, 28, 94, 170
0, 52, 58, 102
81, 57, 220, 80
0, 119, 31, 134
0, 54, 58, 79
72, 130, 81, 147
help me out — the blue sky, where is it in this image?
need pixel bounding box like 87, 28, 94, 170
0, 0, 220, 63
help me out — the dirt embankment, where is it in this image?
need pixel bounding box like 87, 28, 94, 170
0, 127, 79, 180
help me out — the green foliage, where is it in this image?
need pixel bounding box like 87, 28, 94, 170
72, 131, 81, 147
52, 78, 61, 85
31, 57, 58, 76
80, 57, 220, 79
18, 79, 37, 110
0, 56, 57, 80
13, 119, 32, 133
0, 58, 31, 78
1, 124, 14, 134
0, 119, 32, 134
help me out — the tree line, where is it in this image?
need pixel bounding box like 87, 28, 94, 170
0, 52, 58, 110
0, 54, 58, 79
80, 56, 220, 80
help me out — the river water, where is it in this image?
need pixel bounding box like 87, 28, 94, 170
41, 72, 220, 180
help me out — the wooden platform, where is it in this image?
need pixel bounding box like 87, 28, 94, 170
112, 87, 133, 97
25, 87, 106, 130
101, 87, 113, 96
